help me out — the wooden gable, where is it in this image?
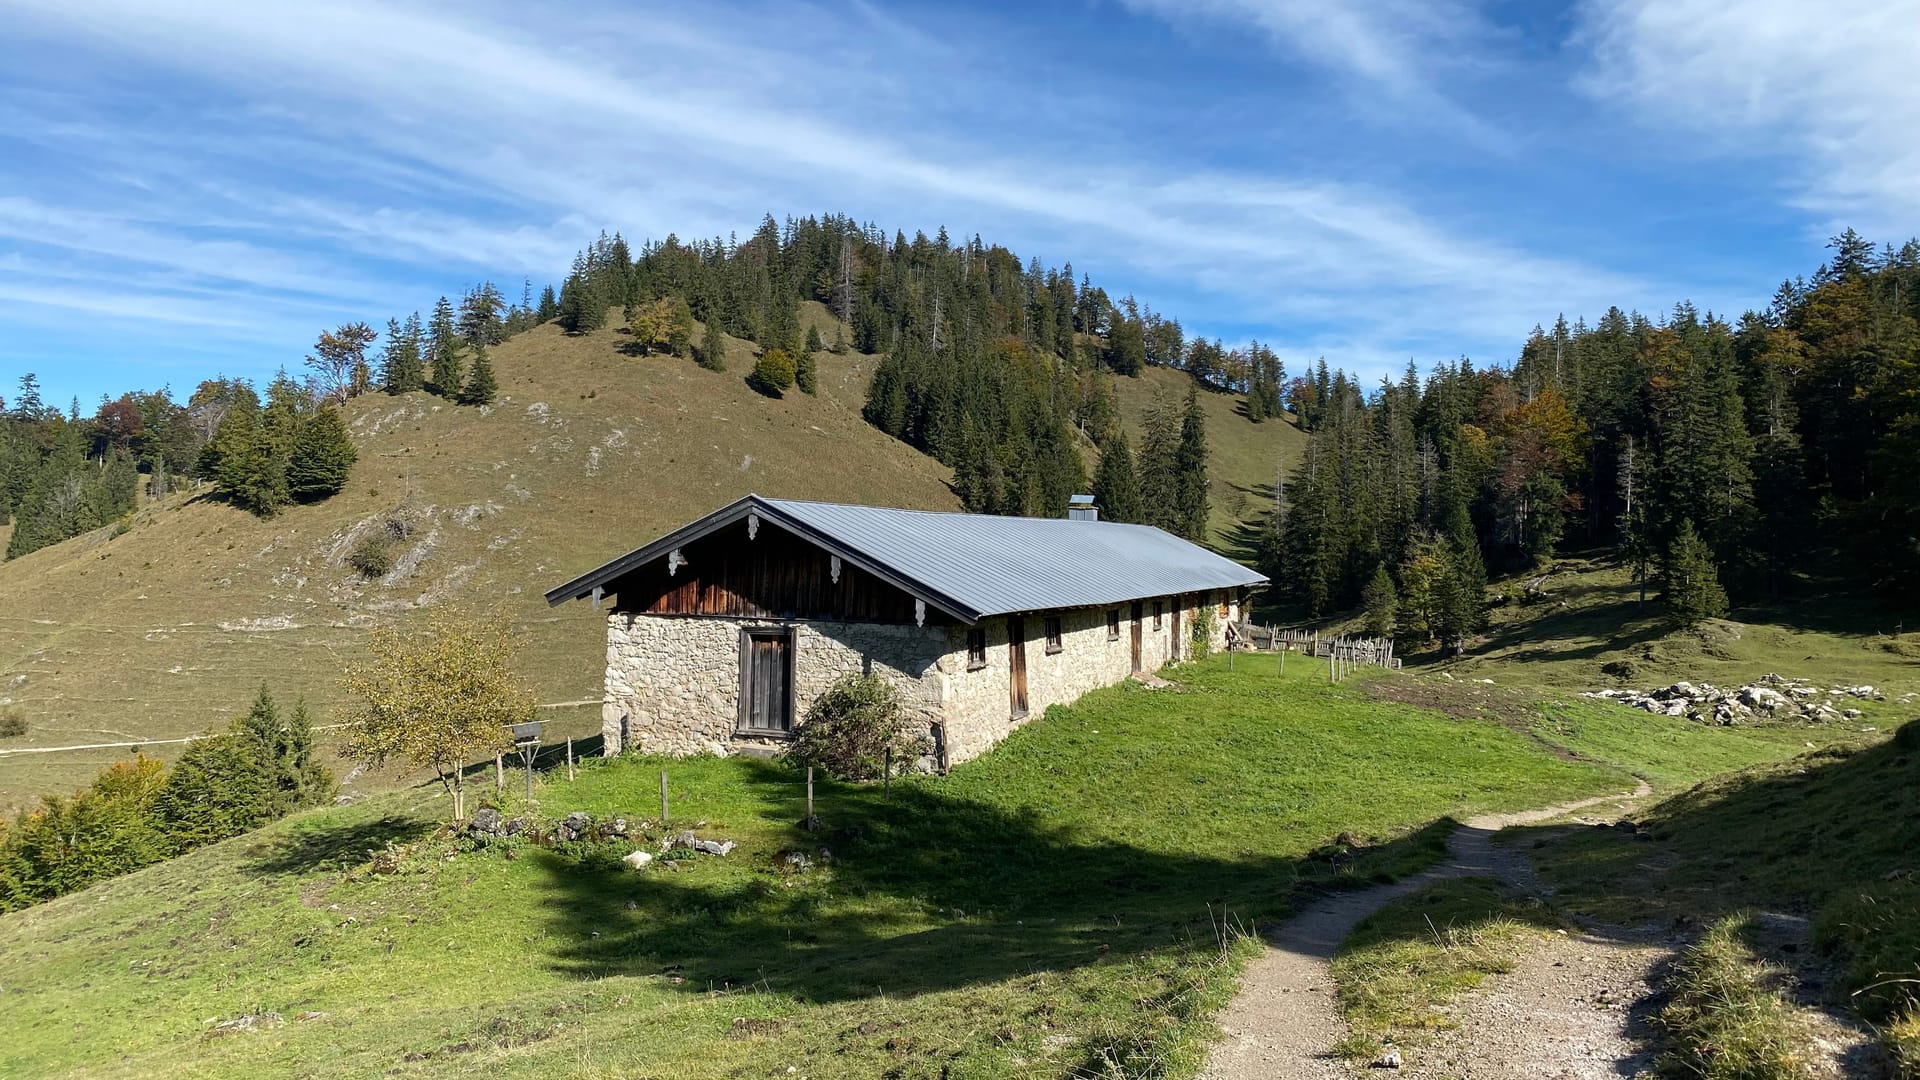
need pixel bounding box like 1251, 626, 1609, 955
607, 516, 941, 625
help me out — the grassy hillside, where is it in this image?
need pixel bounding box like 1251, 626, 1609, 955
0, 308, 957, 809
0, 312, 1302, 810
0, 655, 1683, 1080
1110, 367, 1305, 551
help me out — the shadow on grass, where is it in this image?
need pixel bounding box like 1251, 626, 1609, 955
528, 756, 1458, 1004
1509, 723, 1920, 1024
250, 814, 437, 876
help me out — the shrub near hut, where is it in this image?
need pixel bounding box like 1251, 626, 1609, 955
787, 674, 924, 781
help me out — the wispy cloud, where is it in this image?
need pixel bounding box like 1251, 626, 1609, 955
1119, 0, 1513, 151
1577, 0, 1920, 234
0, 0, 1683, 401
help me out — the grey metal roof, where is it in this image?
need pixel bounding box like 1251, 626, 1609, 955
546, 494, 1267, 623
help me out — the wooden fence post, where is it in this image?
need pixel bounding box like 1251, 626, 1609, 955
884, 747, 893, 801
566, 738, 575, 782
806, 767, 816, 830
495, 754, 504, 792
659, 770, 669, 824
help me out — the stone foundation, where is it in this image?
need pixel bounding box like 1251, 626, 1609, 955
599, 589, 1246, 767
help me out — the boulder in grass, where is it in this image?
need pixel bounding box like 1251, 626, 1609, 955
621, 850, 653, 870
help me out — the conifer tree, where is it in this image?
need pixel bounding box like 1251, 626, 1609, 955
536, 284, 559, 323
207, 387, 286, 516
804, 324, 823, 355
458, 347, 498, 406
748, 348, 796, 397
1362, 566, 1398, 637
426, 297, 464, 396
1659, 519, 1728, 629
699, 318, 728, 372
1092, 428, 1142, 524
286, 405, 356, 502
667, 298, 696, 359
795, 348, 818, 395
152, 725, 275, 853
380, 317, 424, 393
1137, 395, 1181, 533
1174, 387, 1210, 541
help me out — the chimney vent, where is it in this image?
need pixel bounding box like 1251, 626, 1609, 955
1067, 494, 1098, 521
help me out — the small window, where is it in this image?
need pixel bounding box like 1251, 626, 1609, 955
966, 628, 987, 670
1044, 616, 1063, 654
1153, 601, 1163, 629
1107, 608, 1121, 640
1218, 591, 1230, 618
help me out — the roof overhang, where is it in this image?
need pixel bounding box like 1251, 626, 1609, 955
542, 494, 983, 623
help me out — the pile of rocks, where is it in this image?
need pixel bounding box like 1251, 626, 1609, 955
1584, 673, 1886, 725
465, 808, 737, 870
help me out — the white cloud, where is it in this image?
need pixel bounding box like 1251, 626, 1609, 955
0, 0, 1658, 388
1577, 0, 1920, 232
1119, 0, 1511, 150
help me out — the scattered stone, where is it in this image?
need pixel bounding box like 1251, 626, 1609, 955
780, 850, 811, 872
469, 809, 503, 836
208, 1012, 283, 1037
689, 838, 736, 856
556, 811, 592, 842
295, 1010, 329, 1022
1371, 1046, 1403, 1069
607, 817, 629, 837
500, 817, 526, 837
1583, 673, 1888, 725
621, 850, 653, 870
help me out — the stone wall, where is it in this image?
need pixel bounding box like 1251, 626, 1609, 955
601, 613, 947, 756
598, 588, 1247, 765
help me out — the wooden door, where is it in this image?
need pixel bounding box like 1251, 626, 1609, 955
1170, 596, 1183, 662
740, 630, 792, 732
1130, 601, 1143, 672
1007, 616, 1029, 718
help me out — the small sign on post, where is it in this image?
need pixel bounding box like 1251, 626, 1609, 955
510, 721, 543, 802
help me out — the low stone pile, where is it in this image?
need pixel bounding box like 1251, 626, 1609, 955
1584, 673, 1886, 725
465, 809, 737, 870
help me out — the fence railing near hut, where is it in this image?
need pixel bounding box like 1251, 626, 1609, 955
1230, 623, 1401, 681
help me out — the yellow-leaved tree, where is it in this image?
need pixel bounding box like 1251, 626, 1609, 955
341, 609, 529, 820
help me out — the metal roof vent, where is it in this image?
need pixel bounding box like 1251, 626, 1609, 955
1067, 494, 1098, 521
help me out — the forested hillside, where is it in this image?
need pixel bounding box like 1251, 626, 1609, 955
1261, 230, 1920, 640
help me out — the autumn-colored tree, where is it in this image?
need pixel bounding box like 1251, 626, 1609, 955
305, 322, 378, 404
341, 609, 530, 820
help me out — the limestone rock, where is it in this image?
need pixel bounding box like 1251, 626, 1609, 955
621, 850, 653, 870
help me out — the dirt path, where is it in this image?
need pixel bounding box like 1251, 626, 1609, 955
1200, 785, 1652, 1080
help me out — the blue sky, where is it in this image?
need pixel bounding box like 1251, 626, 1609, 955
3, 0, 1917, 408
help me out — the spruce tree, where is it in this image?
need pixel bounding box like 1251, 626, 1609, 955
537, 284, 559, 323
380, 317, 424, 393
699, 318, 728, 372
1174, 386, 1210, 541
747, 348, 796, 397
1362, 565, 1398, 637
427, 298, 464, 396
1092, 428, 1142, 523
1137, 395, 1181, 532
286, 405, 356, 502
1659, 519, 1728, 629
795, 348, 818, 395
208, 388, 286, 516
804, 324, 823, 355
667, 298, 696, 359
458, 347, 498, 406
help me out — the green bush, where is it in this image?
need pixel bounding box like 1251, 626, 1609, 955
746, 348, 796, 397
788, 674, 923, 781
348, 531, 394, 578
1190, 604, 1217, 660
0, 708, 26, 738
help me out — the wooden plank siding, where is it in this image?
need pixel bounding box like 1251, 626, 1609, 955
609, 518, 942, 625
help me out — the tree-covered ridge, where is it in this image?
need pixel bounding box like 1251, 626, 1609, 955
1262, 229, 1920, 636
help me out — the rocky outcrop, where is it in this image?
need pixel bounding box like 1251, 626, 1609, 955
1584, 673, 1887, 724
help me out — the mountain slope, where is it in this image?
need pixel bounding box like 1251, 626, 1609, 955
0, 314, 957, 807
0, 307, 1299, 808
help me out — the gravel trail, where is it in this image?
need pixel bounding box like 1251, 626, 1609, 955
1200, 785, 1652, 1080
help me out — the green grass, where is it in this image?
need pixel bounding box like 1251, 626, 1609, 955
1, 655, 1645, 1079
1330, 878, 1562, 1061
1655, 914, 1823, 1080
1525, 698, 1849, 792
1437, 556, 1920, 700
1520, 720, 1920, 1069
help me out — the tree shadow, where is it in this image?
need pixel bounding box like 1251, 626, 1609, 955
527, 756, 1455, 1003
1506, 726, 1919, 1036
249, 814, 437, 876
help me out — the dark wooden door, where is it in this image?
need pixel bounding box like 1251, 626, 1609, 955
1007, 616, 1029, 718
741, 630, 792, 732
1130, 601, 1143, 672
